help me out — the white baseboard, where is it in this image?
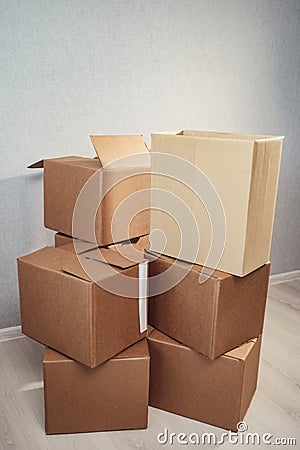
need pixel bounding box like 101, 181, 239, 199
0, 325, 23, 342
269, 270, 300, 285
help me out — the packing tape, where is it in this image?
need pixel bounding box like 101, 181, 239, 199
138, 261, 148, 333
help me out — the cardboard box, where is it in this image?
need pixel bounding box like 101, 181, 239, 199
148, 253, 269, 359
30, 135, 150, 246
43, 339, 150, 434
17, 244, 148, 367
150, 130, 283, 276
148, 328, 262, 431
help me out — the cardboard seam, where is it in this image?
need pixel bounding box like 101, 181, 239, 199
145, 251, 223, 281
44, 356, 150, 364
253, 141, 267, 267
90, 284, 96, 367
237, 360, 246, 423
147, 335, 185, 350
242, 142, 259, 274
210, 280, 220, 358
265, 141, 283, 249
45, 158, 99, 172
148, 332, 257, 362
84, 256, 138, 270
111, 357, 150, 362
43, 364, 49, 433
223, 339, 257, 363
61, 267, 92, 282
261, 143, 272, 254
19, 258, 91, 284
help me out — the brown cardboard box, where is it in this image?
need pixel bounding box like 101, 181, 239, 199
151, 130, 283, 276
17, 244, 148, 367
148, 328, 262, 431
43, 339, 150, 434
30, 135, 150, 246
148, 253, 269, 359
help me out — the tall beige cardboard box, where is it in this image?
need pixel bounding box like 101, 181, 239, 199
150, 130, 283, 276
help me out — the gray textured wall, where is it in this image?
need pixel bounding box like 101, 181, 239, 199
1, 0, 299, 328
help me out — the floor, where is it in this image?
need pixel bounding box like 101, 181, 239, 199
0, 278, 299, 450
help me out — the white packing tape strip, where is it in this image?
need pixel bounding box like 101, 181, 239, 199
138, 261, 148, 333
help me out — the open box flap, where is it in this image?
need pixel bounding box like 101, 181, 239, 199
90, 135, 149, 168
28, 159, 44, 169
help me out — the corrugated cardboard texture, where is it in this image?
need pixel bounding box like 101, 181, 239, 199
148, 253, 269, 359
17, 246, 147, 367
43, 156, 150, 246
43, 339, 150, 434
150, 130, 283, 276
148, 329, 262, 431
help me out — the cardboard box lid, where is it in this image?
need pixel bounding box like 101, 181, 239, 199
90, 135, 149, 168
44, 338, 149, 364
147, 328, 259, 362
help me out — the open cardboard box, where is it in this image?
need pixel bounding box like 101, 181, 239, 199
148, 252, 269, 359
148, 328, 262, 431
17, 241, 149, 367
30, 135, 150, 246
43, 339, 150, 434
150, 130, 283, 276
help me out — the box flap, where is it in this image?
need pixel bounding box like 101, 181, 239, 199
28, 159, 44, 169
62, 258, 92, 282
44, 340, 150, 364
43, 347, 70, 363
90, 135, 149, 167
224, 337, 259, 362
114, 338, 150, 360
63, 253, 124, 282
147, 328, 184, 349
83, 245, 145, 269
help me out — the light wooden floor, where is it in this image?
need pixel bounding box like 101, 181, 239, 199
0, 278, 299, 450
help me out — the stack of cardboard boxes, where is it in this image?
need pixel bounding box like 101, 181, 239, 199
148, 130, 283, 430
17, 136, 152, 434
17, 130, 283, 434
